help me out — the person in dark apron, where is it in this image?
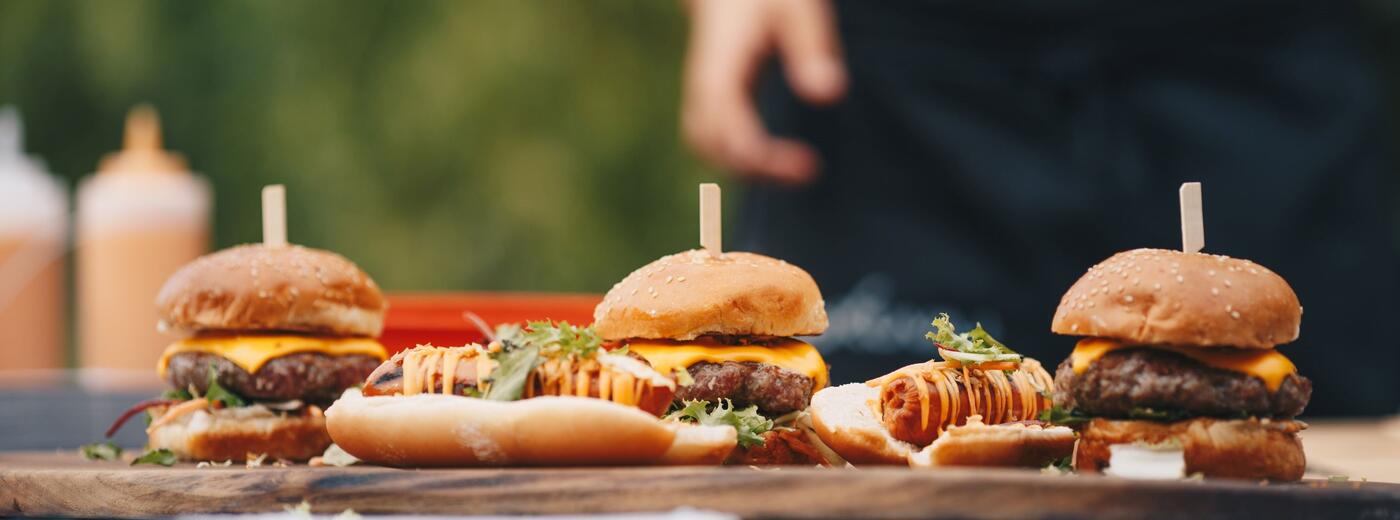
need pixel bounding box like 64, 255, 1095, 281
681, 0, 1398, 416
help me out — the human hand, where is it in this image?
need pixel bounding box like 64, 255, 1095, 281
681, 0, 846, 186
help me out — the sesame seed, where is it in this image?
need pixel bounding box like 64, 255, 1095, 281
1226, 304, 1233, 312
1124, 295, 1134, 303
630, 289, 638, 295
1153, 283, 1162, 291
665, 276, 674, 284
647, 309, 658, 317
1088, 301, 1097, 308
1230, 311, 1241, 319
1132, 278, 1140, 286
1207, 270, 1216, 277
1070, 323, 1080, 332
677, 276, 686, 282
1224, 279, 1233, 288
1249, 268, 1259, 275
1211, 287, 1219, 296
1175, 275, 1184, 283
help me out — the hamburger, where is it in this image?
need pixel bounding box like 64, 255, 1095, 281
106, 244, 389, 462
324, 321, 738, 467
1049, 248, 1311, 480
591, 249, 837, 464
808, 314, 1075, 467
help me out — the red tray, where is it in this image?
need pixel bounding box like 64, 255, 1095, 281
380, 292, 602, 354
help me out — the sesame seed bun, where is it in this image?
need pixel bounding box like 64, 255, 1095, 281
1051, 249, 1301, 349
1073, 417, 1306, 481
592, 250, 828, 341
156, 244, 386, 337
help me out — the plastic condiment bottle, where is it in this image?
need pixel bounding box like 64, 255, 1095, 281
0, 107, 68, 374
76, 105, 210, 389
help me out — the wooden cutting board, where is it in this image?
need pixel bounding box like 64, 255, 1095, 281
1, 451, 1398, 519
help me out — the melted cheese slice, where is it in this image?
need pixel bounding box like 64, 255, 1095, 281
157, 335, 387, 378
1070, 337, 1296, 391
626, 339, 829, 391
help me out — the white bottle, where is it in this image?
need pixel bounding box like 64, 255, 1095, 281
76, 105, 210, 390
0, 107, 68, 374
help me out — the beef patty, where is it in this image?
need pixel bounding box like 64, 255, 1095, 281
1054, 347, 1311, 419
674, 361, 815, 415
165, 351, 380, 405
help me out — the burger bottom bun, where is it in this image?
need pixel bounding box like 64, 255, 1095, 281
325, 391, 734, 467
908, 418, 1076, 468
147, 406, 331, 462
1075, 417, 1306, 481
808, 383, 912, 465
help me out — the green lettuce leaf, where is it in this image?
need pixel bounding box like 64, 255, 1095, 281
205, 364, 246, 408
131, 448, 177, 466
925, 313, 1023, 365
1126, 407, 1194, 422
484, 342, 541, 401
665, 399, 773, 448
1037, 404, 1090, 427
161, 388, 193, 401
80, 441, 122, 461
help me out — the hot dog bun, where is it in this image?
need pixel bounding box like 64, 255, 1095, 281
325, 390, 731, 466
907, 417, 1076, 468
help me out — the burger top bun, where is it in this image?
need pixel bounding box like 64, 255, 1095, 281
1051, 248, 1301, 349
593, 250, 828, 341
157, 244, 386, 337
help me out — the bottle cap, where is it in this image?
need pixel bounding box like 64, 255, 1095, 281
98, 104, 188, 174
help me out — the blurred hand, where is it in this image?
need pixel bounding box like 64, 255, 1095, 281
681, 0, 846, 186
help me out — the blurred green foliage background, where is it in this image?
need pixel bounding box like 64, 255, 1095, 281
0, 0, 727, 293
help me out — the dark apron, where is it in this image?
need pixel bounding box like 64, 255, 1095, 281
741, 0, 1398, 416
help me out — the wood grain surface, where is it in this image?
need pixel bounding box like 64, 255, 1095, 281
2, 452, 1399, 519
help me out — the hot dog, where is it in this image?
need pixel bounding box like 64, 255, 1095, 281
870, 359, 1054, 447
361, 344, 676, 417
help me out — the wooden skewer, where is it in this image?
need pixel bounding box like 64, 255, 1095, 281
1179, 182, 1203, 254
262, 184, 287, 247
699, 183, 721, 255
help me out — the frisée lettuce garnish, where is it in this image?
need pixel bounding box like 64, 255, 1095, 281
666, 399, 773, 448
925, 313, 1023, 367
